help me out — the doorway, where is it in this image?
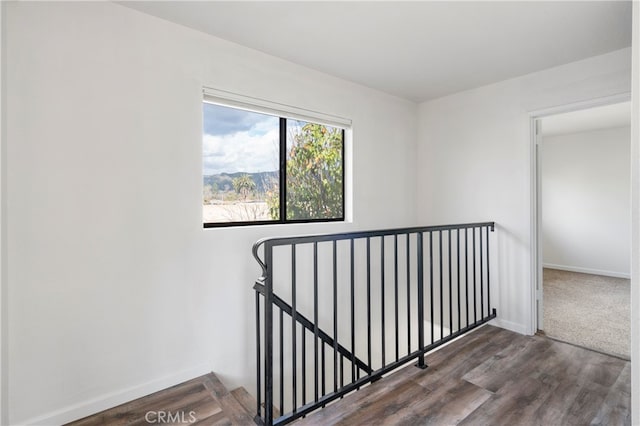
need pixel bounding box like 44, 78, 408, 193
532, 98, 631, 358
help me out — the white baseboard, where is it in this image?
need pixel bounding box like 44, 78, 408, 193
490, 318, 529, 335
543, 263, 630, 279
18, 363, 212, 426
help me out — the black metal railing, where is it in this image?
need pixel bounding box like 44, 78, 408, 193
252, 222, 497, 426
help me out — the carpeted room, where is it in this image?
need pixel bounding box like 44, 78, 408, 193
540, 103, 631, 359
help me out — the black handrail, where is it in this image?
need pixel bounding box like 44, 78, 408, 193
252, 222, 495, 251
252, 222, 497, 426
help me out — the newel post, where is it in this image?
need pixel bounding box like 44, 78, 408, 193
416, 232, 427, 369
264, 241, 274, 426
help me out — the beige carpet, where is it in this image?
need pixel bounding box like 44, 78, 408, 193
543, 268, 630, 359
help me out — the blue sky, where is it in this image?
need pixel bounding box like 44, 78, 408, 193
202, 103, 279, 175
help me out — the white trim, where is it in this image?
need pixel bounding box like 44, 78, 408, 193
528, 92, 631, 119
15, 364, 211, 425
543, 263, 630, 279
529, 117, 542, 335
490, 318, 529, 335
202, 87, 352, 129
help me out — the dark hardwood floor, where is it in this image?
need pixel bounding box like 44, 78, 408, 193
300, 325, 630, 425
67, 373, 255, 426
67, 324, 630, 425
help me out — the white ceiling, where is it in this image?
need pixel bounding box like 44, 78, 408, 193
541, 101, 631, 137
120, 1, 632, 102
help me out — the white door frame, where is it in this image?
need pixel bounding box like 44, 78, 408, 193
528, 92, 631, 335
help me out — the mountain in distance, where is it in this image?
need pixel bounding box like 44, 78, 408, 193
203, 171, 278, 193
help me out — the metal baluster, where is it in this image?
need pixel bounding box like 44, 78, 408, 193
367, 237, 372, 372
394, 234, 399, 362
333, 240, 338, 393
291, 245, 297, 413
350, 239, 356, 383
256, 291, 262, 420
465, 228, 469, 328
430, 232, 434, 345
473, 228, 477, 324
406, 234, 411, 355
321, 342, 326, 398
279, 308, 284, 416
440, 230, 444, 341
302, 327, 306, 406
480, 226, 484, 319
381, 236, 386, 367
340, 353, 344, 388
313, 242, 319, 402
448, 229, 452, 336
457, 230, 461, 333
487, 225, 492, 314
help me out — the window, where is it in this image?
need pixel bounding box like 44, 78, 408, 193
202, 94, 347, 227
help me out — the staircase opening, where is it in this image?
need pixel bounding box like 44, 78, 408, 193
252, 222, 497, 425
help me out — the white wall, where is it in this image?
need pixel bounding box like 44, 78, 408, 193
630, 2, 639, 424
417, 48, 631, 335
0, 1, 5, 424
541, 126, 631, 278
4, 2, 418, 424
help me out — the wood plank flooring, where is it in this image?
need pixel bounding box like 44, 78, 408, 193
67, 373, 255, 426
67, 325, 630, 425
299, 325, 630, 425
